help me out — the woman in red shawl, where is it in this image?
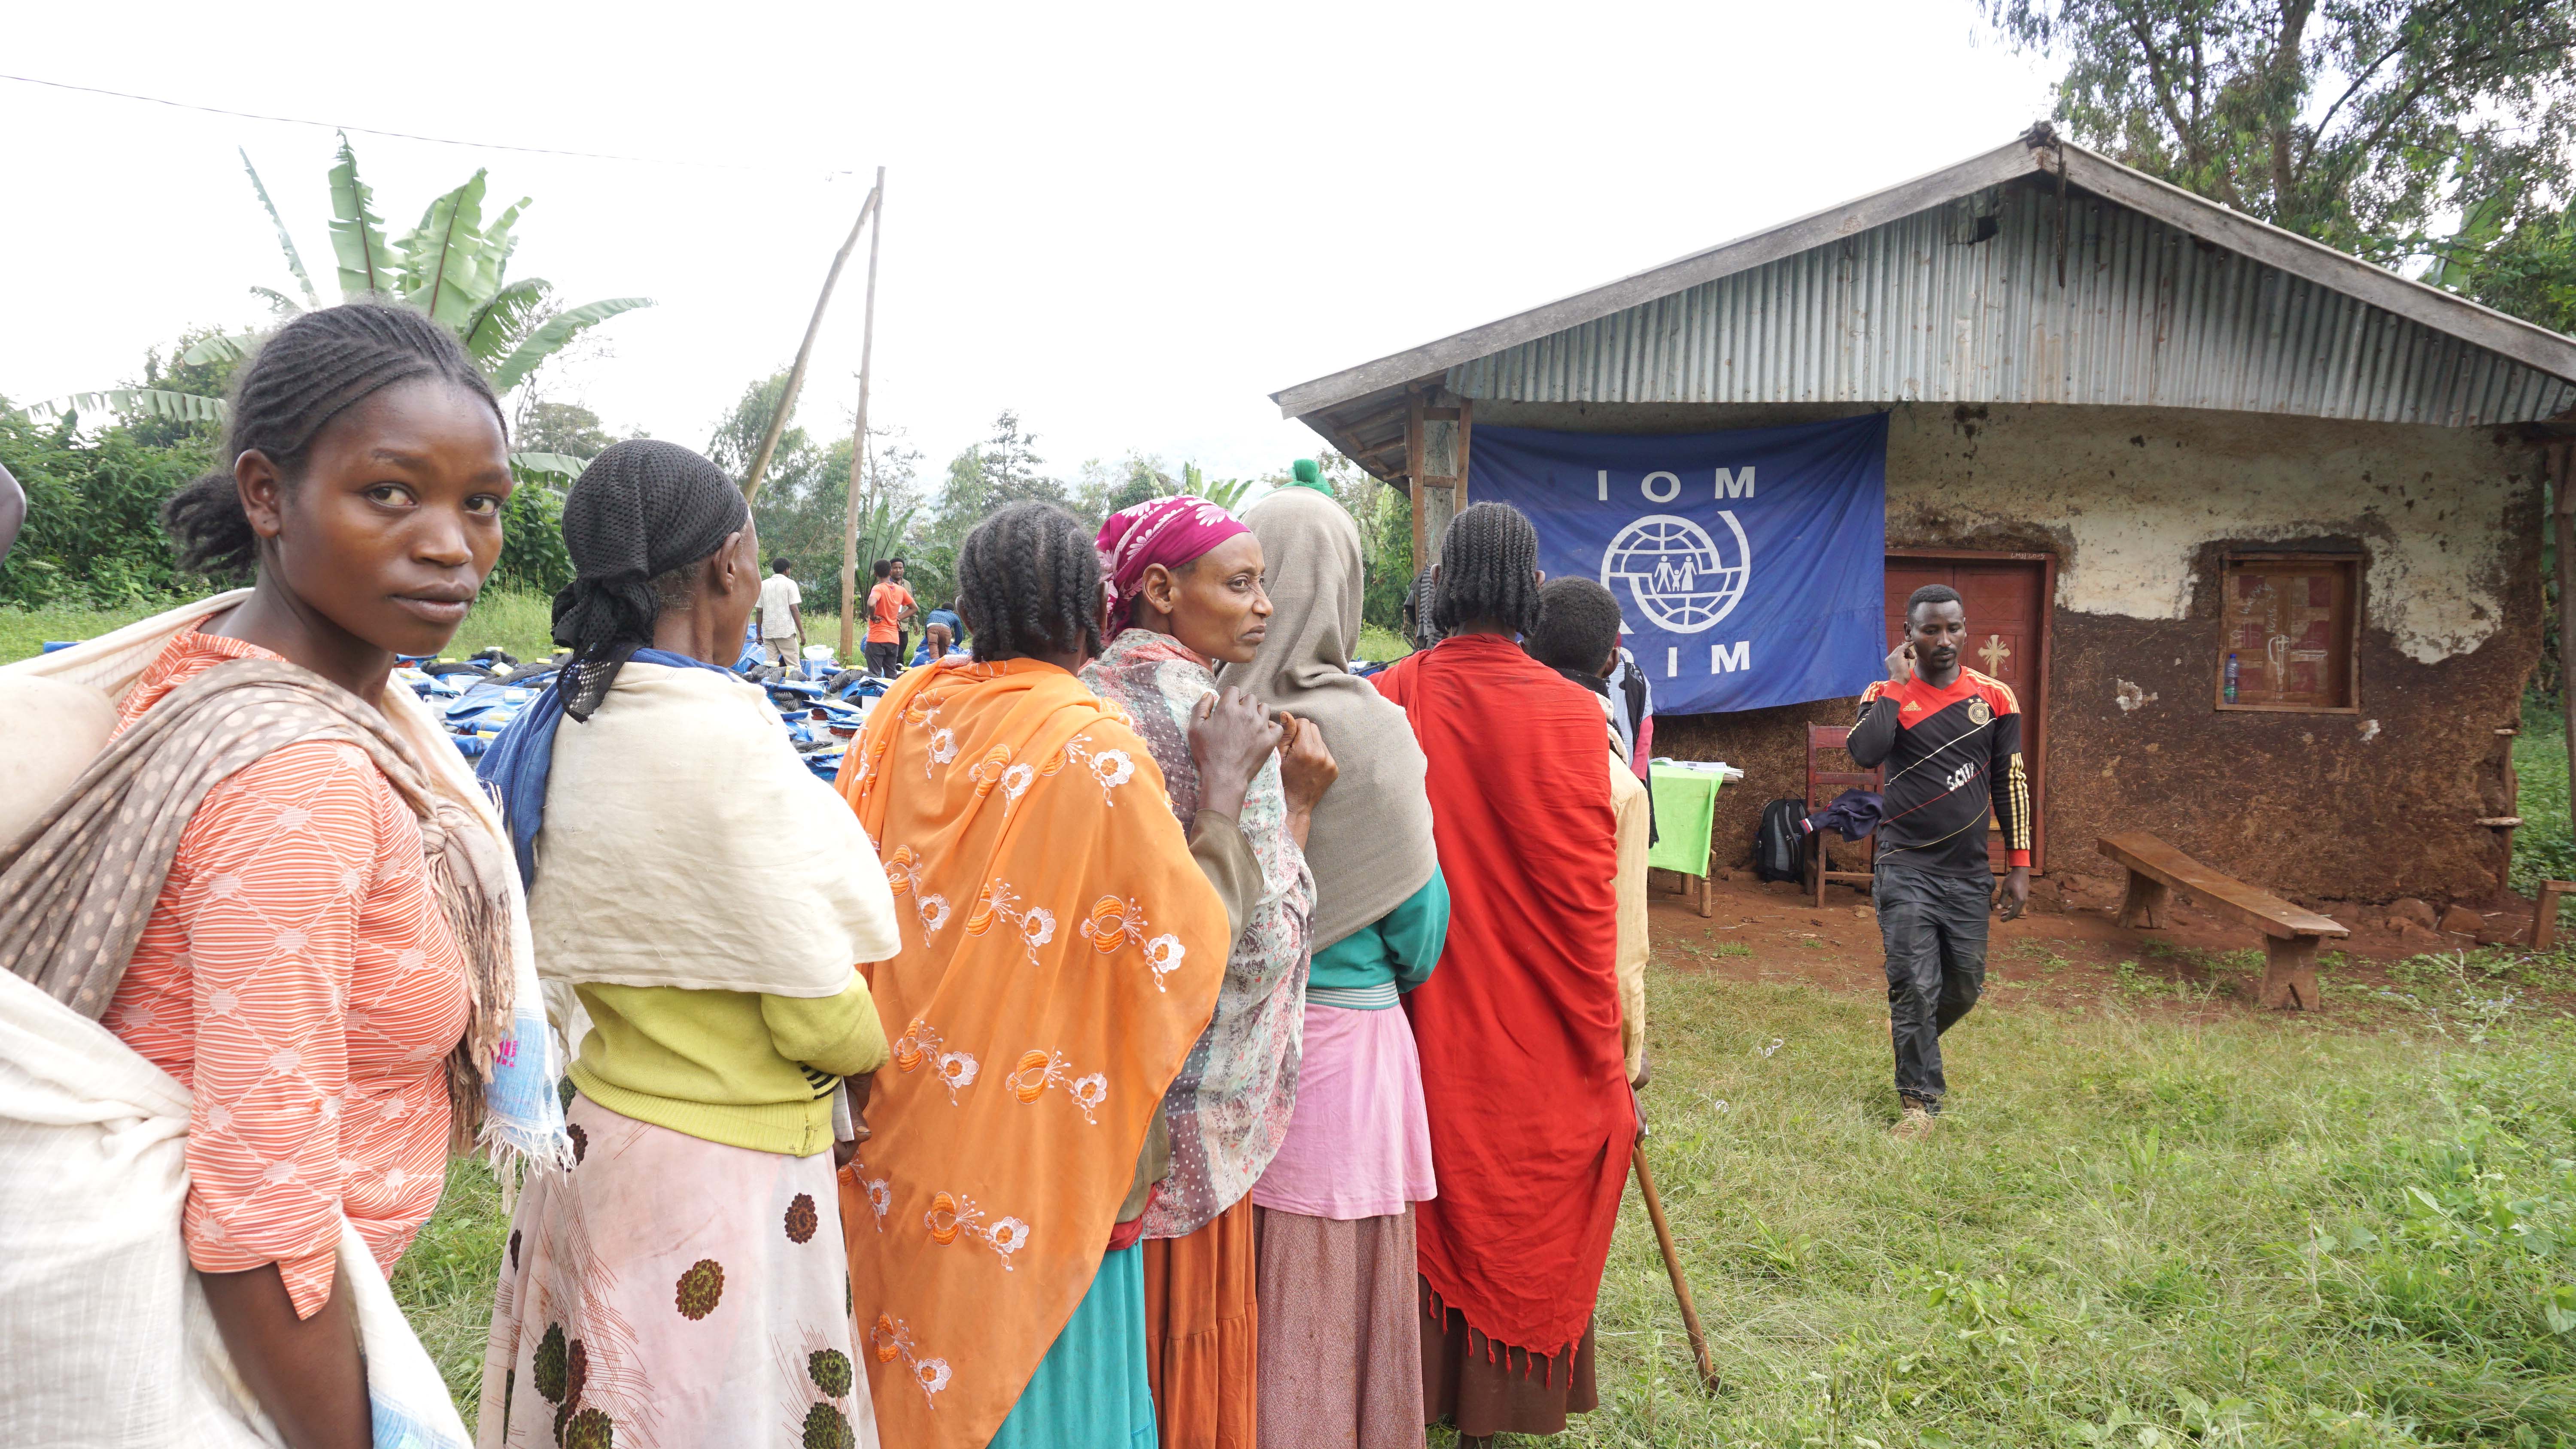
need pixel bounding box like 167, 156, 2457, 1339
1369, 502, 1632, 1444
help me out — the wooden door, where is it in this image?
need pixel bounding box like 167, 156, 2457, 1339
1883, 555, 2050, 871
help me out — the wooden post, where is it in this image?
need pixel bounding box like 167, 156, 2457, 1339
1405, 391, 1428, 577
2555, 442, 2576, 850
2257, 936, 2321, 1010
741, 183, 881, 502
836, 168, 888, 663
2114, 869, 2168, 930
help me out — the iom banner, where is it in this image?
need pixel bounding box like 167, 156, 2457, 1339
1466, 413, 1888, 714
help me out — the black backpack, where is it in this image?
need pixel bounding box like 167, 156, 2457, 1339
1753, 797, 1805, 882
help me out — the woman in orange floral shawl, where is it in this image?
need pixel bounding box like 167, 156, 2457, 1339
837, 503, 1238, 1449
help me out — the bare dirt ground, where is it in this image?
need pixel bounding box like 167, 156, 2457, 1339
1643, 868, 2546, 1016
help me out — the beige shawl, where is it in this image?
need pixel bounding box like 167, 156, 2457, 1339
1220, 486, 1438, 950
0, 593, 536, 1154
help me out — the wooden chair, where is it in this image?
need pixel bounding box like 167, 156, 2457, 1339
2096, 831, 2347, 1009
1804, 725, 1882, 906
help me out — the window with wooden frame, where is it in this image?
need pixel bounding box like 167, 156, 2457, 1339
2215, 554, 2361, 713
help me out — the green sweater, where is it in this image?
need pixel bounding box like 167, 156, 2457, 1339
1306, 867, 1450, 1009
566, 975, 889, 1158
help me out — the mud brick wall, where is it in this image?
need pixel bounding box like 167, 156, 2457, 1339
1478, 399, 2546, 904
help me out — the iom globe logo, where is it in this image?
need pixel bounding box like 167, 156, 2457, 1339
1601, 512, 1751, 634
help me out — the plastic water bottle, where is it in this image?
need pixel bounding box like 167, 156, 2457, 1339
2224, 652, 2239, 704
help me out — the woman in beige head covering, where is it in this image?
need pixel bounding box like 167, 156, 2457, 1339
1221, 480, 1447, 1449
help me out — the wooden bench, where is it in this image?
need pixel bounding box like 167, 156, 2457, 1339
2533, 879, 2576, 949
2096, 831, 2348, 1010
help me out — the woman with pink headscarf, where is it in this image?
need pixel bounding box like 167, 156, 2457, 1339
1082, 494, 1337, 1449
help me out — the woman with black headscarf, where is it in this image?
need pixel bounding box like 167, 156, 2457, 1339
476, 441, 902, 1449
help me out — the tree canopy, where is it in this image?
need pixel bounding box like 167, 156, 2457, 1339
1985, 0, 2576, 255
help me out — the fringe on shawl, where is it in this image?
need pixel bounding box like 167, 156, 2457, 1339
413, 791, 571, 1203
1421, 1279, 1579, 1388
423, 801, 514, 1153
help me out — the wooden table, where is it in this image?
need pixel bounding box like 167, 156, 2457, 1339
2096, 831, 2348, 1010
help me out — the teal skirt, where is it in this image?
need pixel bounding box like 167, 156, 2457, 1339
988, 1244, 1157, 1449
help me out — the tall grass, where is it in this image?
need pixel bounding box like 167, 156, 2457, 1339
1573, 972, 2576, 1448
396, 967, 2576, 1446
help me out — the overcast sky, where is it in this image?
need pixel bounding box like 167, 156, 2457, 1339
3, 1, 2061, 486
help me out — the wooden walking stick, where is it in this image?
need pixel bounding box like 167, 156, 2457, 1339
1631, 1091, 1719, 1394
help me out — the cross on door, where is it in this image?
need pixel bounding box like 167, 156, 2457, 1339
1978, 634, 2011, 674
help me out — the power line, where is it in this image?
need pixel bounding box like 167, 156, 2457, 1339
0, 72, 855, 178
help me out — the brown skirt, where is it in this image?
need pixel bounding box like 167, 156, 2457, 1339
1419, 1281, 1598, 1439
1253, 1207, 1425, 1449
1142, 1196, 1260, 1449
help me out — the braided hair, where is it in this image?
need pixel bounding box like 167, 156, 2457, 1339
957, 501, 1102, 663
1400, 566, 1441, 652
162, 303, 502, 575
1431, 501, 1543, 637
553, 441, 750, 720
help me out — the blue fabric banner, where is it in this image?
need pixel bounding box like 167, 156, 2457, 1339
1464, 414, 1887, 714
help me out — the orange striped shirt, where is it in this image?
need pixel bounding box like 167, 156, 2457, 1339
100, 631, 471, 1319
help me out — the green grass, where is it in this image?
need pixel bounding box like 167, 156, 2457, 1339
0, 588, 561, 666
0, 600, 161, 663
395, 967, 2576, 1446
2516, 700, 2576, 908
388, 1158, 509, 1416
1359, 623, 1413, 664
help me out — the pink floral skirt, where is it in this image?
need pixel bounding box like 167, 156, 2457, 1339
478, 1094, 875, 1449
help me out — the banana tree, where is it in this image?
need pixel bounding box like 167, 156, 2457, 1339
1184, 463, 1255, 512
21, 136, 650, 430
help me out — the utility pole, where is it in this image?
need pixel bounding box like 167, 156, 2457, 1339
838, 166, 888, 662
740, 181, 881, 502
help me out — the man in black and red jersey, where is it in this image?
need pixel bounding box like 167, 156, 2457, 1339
1847, 583, 2032, 1137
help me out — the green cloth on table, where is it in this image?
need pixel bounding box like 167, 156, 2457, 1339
1306, 867, 1449, 1010
566, 976, 887, 1158
1646, 764, 1724, 875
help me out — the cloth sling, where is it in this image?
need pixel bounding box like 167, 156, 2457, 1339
0, 653, 527, 1144
0, 594, 570, 1449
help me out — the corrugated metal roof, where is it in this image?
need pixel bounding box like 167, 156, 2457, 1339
1444, 179, 2575, 426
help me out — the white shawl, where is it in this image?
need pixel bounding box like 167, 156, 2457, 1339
526, 661, 901, 996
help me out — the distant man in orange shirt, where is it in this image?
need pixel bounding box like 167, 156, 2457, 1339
864, 557, 916, 676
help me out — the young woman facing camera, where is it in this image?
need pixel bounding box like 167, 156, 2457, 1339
73, 304, 530, 1449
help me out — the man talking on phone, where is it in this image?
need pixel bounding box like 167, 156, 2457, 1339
1846, 583, 2032, 1139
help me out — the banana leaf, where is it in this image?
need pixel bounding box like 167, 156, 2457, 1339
327, 133, 396, 300
182, 332, 258, 367
463, 277, 549, 372
16, 390, 228, 425
454, 200, 532, 358
486, 297, 655, 394
240, 147, 320, 310
509, 452, 591, 483
246, 288, 305, 319
393, 170, 495, 330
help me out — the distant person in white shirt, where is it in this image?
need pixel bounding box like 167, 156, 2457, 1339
757, 557, 804, 668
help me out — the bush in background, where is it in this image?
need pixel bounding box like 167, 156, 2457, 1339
0, 408, 213, 608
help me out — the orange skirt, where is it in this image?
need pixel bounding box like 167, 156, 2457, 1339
1140, 1196, 1259, 1449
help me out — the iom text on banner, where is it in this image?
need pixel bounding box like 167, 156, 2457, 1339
1467, 414, 1888, 714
